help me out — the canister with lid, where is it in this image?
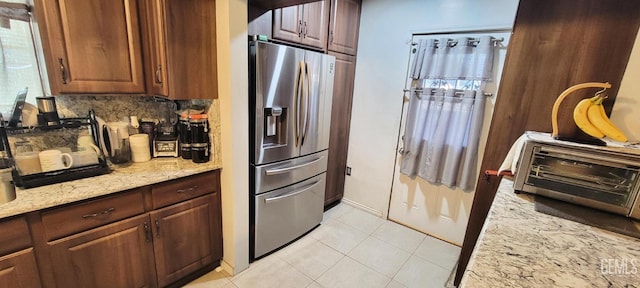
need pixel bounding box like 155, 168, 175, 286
179, 113, 191, 159
189, 114, 209, 144
191, 143, 210, 163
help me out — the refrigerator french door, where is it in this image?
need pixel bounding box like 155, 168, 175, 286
249, 40, 335, 260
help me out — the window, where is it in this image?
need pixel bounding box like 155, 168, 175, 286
0, 0, 45, 119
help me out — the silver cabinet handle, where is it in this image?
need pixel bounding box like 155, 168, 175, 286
298, 20, 303, 37
144, 221, 151, 242
265, 181, 319, 204
82, 207, 116, 219
264, 156, 324, 175
329, 30, 334, 45
177, 185, 198, 193
155, 65, 163, 84
155, 218, 160, 236
303, 21, 308, 38
58, 58, 67, 84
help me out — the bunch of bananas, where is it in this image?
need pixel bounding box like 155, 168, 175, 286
573, 94, 628, 142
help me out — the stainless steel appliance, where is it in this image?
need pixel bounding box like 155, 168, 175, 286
514, 132, 640, 219
249, 40, 335, 260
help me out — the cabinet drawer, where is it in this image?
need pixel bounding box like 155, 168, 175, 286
0, 217, 31, 255
41, 188, 146, 241
151, 171, 219, 209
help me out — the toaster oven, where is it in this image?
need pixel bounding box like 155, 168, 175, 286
514, 135, 640, 220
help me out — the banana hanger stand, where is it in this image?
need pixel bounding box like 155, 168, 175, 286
551, 82, 611, 146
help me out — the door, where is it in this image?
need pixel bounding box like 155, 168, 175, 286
0, 249, 41, 288
254, 173, 326, 258
328, 0, 361, 55
273, 5, 303, 43
388, 32, 511, 245
299, 50, 335, 157
150, 194, 221, 287
35, 0, 145, 94
48, 215, 157, 288
300, 1, 330, 49
325, 52, 356, 206
252, 42, 304, 165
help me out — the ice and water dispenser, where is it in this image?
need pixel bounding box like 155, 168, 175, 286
263, 107, 287, 147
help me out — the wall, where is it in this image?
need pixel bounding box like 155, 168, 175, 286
611, 28, 640, 142
216, 0, 250, 275
344, 0, 520, 216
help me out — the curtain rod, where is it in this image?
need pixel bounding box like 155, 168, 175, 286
410, 37, 504, 46
403, 88, 492, 97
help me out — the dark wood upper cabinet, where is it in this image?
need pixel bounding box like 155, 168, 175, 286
454, 0, 640, 285
142, 0, 218, 99
273, 1, 329, 49
328, 0, 361, 55
35, 0, 146, 94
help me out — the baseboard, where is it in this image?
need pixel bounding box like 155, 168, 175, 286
341, 198, 384, 218
220, 259, 235, 276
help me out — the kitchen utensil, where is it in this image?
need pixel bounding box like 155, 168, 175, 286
8, 87, 28, 127
0, 168, 15, 204
77, 135, 102, 155
130, 134, 151, 162
36, 96, 61, 126
39, 149, 73, 172
20, 103, 38, 127
103, 122, 131, 164
139, 121, 156, 155
14, 152, 41, 175
70, 150, 99, 168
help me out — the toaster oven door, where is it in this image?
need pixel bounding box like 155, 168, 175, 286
521, 145, 640, 211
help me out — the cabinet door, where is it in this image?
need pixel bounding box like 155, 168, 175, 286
35, 0, 145, 94
150, 194, 222, 287
328, 0, 361, 55
273, 5, 304, 43
159, 0, 218, 99
48, 215, 157, 288
143, 0, 169, 96
0, 248, 41, 288
300, 0, 330, 49
325, 52, 356, 206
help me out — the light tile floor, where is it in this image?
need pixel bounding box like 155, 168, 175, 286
185, 203, 461, 288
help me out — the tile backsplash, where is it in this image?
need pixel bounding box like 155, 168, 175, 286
6, 95, 222, 166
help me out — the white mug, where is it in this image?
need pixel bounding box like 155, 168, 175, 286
77, 135, 102, 155
14, 152, 42, 175
39, 150, 73, 172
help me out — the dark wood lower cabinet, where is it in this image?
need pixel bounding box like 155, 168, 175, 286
0, 248, 41, 288
151, 194, 222, 287
48, 214, 157, 288
325, 52, 356, 206
25, 170, 222, 288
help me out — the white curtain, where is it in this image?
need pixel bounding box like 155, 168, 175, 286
400, 36, 496, 191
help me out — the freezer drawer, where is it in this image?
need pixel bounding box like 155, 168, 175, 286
254, 173, 325, 258
253, 150, 327, 194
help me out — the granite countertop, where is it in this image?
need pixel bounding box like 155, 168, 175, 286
461, 178, 640, 287
0, 158, 222, 219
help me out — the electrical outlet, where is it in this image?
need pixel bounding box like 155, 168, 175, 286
346, 166, 351, 176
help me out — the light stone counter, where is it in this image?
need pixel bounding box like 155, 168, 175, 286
461, 178, 640, 287
0, 158, 222, 219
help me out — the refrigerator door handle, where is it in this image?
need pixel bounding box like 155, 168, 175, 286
294, 61, 304, 147
264, 156, 325, 175
264, 180, 320, 204
301, 61, 311, 146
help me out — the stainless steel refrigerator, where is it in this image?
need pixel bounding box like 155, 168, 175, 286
249, 40, 335, 260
